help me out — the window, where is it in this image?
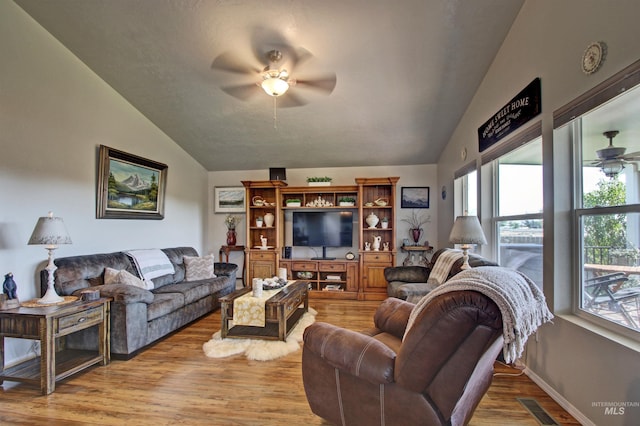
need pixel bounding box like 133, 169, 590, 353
482, 135, 543, 287
454, 165, 477, 217
555, 59, 640, 335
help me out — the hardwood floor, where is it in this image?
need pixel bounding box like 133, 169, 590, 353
0, 299, 579, 425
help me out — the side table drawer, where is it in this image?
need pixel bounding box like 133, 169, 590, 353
57, 306, 104, 334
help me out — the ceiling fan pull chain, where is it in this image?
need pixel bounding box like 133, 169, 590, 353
273, 96, 278, 129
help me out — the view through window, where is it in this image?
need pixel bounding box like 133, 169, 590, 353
574, 83, 640, 333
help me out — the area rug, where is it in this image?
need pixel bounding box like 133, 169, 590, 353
203, 308, 317, 361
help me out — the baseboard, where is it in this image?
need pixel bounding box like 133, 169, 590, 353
524, 367, 596, 426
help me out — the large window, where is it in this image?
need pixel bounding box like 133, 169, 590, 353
556, 60, 640, 335
484, 136, 543, 287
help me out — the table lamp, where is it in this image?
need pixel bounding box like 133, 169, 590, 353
28, 212, 72, 304
449, 215, 487, 270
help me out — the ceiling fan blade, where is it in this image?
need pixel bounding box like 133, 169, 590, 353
296, 74, 337, 94
220, 83, 259, 101
622, 151, 640, 160
211, 51, 260, 75
278, 92, 308, 108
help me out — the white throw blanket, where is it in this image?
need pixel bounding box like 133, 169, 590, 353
126, 249, 175, 281
405, 266, 553, 363
427, 249, 463, 286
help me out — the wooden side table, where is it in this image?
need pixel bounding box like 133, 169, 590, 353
0, 297, 110, 395
401, 245, 433, 266
219, 245, 246, 287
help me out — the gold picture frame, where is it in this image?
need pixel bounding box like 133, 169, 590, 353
96, 145, 168, 219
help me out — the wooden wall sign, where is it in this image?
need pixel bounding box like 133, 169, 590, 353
478, 78, 541, 152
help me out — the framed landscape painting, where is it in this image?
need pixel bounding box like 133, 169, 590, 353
214, 186, 245, 213
401, 187, 430, 208
96, 145, 168, 219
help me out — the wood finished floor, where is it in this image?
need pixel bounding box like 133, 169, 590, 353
0, 299, 580, 425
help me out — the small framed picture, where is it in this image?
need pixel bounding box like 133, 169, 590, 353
214, 186, 245, 213
401, 187, 430, 208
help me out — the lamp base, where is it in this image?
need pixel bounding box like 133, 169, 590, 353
37, 246, 64, 304
460, 245, 471, 270
37, 287, 64, 304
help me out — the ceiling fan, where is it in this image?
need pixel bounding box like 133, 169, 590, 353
211, 41, 337, 109
588, 130, 640, 178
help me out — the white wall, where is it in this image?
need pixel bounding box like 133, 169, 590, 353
208, 165, 437, 266
0, 2, 208, 365
437, 1, 640, 425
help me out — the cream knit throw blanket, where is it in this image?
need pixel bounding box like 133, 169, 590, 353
405, 266, 553, 363
427, 249, 463, 286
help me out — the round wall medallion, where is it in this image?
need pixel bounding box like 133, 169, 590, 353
581, 41, 606, 75
460, 147, 467, 161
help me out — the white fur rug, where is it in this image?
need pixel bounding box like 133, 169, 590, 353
203, 308, 317, 361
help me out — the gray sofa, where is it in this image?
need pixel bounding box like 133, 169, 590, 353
41, 247, 237, 359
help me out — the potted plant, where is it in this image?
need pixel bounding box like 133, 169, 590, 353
255, 216, 264, 228
401, 210, 431, 245
286, 198, 302, 207
307, 176, 332, 186
338, 196, 356, 206
381, 217, 389, 229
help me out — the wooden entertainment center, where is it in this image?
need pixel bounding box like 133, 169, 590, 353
242, 177, 398, 300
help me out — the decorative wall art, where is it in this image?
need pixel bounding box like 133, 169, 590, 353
214, 186, 246, 213
401, 187, 430, 208
96, 145, 168, 219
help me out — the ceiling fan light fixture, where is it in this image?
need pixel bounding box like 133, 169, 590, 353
261, 72, 289, 97
601, 159, 625, 178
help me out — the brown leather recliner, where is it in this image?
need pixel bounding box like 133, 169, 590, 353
302, 291, 503, 426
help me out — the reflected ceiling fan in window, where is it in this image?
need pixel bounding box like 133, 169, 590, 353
211, 29, 337, 126
588, 130, 640, 178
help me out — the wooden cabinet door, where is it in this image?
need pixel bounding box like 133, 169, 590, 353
362, 263, 388, 291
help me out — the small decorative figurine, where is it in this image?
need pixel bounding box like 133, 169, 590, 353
3, 272, 17, 299
383, 242, 390, 251
260, 234, 268, 247
364, 242, 371, 251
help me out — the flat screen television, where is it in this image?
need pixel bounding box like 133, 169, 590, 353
292, 211, 353, 259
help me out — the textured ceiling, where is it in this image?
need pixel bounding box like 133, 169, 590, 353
15, 0, 524, 171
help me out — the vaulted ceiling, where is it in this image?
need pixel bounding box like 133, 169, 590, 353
15, 0, 524, 171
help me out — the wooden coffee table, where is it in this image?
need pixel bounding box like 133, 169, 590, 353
219, 281, 309, 341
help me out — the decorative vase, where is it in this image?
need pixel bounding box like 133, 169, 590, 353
372, 235, 382, 251
264, 212, 275, 227
381, 221, 389, 229
366, 213, 379, 228
256, 219, 263, 228
410, 228, 422, 245
226, 229, 236, 246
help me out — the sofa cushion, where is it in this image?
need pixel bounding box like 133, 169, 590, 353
184, 254, 216, 281
153, 280, 215, 305
149, 247, 197, 289
104, 267, 153, 290
147, 292, 185, 321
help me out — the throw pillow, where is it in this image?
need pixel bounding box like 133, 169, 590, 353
104, 267, 154, 290
184, 254, 216, 281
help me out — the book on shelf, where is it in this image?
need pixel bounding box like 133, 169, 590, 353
326, 275, 342, 280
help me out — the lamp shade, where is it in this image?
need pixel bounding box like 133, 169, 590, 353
28, 212, 72, 247
449, 215, 487, 245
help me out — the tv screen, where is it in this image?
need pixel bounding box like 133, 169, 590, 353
293, 211, 353, 248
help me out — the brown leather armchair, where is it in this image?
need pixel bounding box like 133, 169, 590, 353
302, 292, 503, 426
